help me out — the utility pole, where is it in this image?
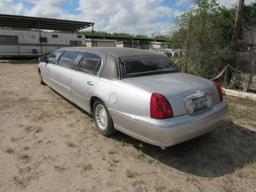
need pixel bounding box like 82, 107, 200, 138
185, 17, 192, 73
233, 0, 245, 41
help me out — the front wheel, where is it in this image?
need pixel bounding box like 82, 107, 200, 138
93, 100, 116, 136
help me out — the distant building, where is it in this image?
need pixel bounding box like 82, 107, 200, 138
149, 41, 168, 49
115, 40, 139, 48
84, 34, 167, 49
0, 14, 94, 57
85, 39, 116, 47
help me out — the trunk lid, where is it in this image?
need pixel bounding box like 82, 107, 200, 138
123, 72, 219, 116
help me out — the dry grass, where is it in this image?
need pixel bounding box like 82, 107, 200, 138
82, 164, 93, 172
12, 164, 34, 189
228, 101, 256, 130
12, 175, 27, 188
225, 96, 256, 106
10, 137, 18, 142
108, 149, 117, 155
126, 169, 137, 178
17, 153, 31, 162
16, 97, 28, 104
54, 165, 66, 173
24, 125, 33, 133
5, 147, 15, 154
64, 140, 77, 147
154, 186, 168, 192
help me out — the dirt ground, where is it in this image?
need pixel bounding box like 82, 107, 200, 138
0, 63, 256, 192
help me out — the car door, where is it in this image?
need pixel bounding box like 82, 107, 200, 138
41, 49, 63, 87
71, 52, 102, 112
51, 51, 81, 100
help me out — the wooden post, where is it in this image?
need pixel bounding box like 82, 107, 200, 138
229, 0, 245, 88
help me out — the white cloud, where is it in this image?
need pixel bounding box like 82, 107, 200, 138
78, 0, 175, 35
218, 0, 255, 8
0, 0, 190, 35
218, 0, 237, 7
177, 0, 190, 6
0, 0, 24, 14
23, 0, 77, 19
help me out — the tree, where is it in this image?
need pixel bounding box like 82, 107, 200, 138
171, 0, 236, 78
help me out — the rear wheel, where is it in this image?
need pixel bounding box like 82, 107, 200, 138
93, 100, 116, 136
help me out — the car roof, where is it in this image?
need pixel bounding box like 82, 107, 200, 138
58, 47, 168, 80
59, 47, 164, 58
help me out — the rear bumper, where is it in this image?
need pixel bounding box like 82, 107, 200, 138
111, 102, 228, 148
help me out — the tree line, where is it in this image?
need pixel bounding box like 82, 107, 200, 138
81, 0, 255, 83
170, 0, 256, 80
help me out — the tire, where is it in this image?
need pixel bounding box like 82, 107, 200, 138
93, 100, 116, 136
38, 69, 46, 85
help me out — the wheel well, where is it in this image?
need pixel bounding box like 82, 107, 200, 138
90, 96, 102, 113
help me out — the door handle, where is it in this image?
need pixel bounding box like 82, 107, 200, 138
86, 81, 94, 86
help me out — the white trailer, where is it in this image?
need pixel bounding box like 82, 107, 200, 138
0, 29, 87, 57
0, 14, 94, 57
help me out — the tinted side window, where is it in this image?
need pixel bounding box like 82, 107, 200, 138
59, 51, 79, 68
48, 50, 63, 64
78, 52, 101, 75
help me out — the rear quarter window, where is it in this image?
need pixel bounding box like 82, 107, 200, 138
77, 52, 101, 75
59, 51, 80, 68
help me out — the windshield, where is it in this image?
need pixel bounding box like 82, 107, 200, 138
123, 57, 179, 78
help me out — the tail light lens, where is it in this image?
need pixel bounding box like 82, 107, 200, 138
150, 93, 173, 119
214, 81, 223, 102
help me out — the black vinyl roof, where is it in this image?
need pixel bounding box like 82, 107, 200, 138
61, 47, 165, 58
0, 14, 94, 32
59, 47, 166, 79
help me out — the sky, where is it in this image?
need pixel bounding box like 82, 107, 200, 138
0, 0, 255, 35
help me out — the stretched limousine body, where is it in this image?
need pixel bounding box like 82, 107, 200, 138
38, 47, 228, 148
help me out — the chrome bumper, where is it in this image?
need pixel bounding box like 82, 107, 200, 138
111, 102, 228, 148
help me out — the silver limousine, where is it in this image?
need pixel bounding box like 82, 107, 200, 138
38, 47, 228, 148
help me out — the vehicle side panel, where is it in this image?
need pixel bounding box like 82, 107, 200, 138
90, 78, 152, 129
71, 70, 100, 112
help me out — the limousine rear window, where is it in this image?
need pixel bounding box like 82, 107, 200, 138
122, 57, 179, 78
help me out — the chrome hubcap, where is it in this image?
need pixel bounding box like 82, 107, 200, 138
95, 104, 108, 131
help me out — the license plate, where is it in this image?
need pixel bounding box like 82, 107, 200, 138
192, 96, 207, 112
184, 90, 213, 115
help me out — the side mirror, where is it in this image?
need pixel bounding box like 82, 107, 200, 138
39, 55, 48, 63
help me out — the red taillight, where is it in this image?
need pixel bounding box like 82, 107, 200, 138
150, 93, 173, 119
214, 81, 223, 102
